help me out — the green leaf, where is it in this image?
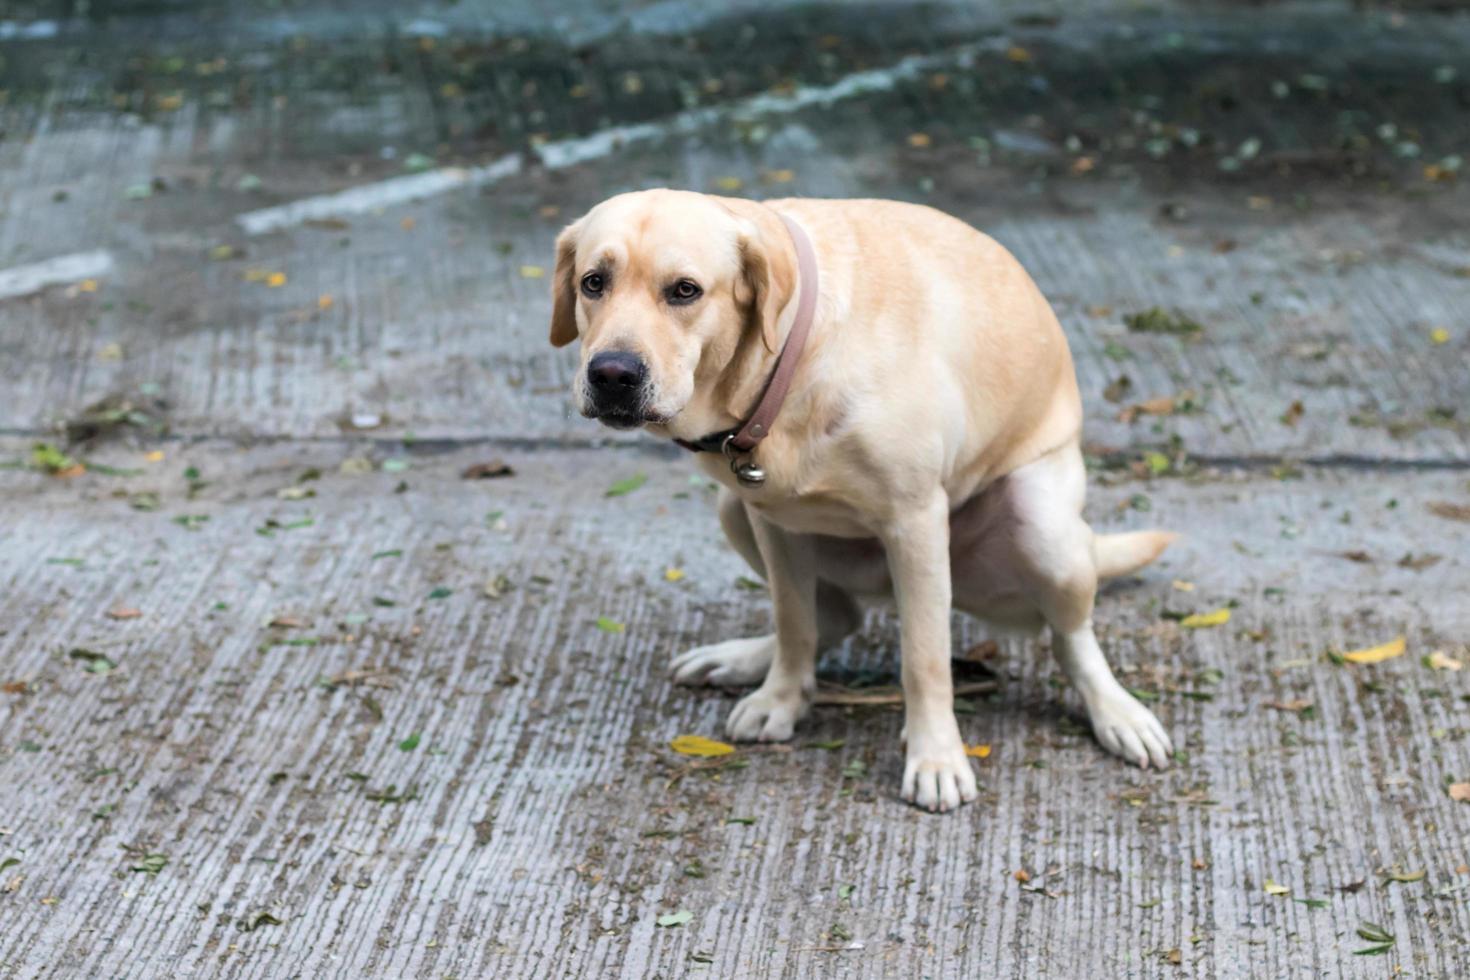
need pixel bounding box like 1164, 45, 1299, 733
1356, 922, 1394, 944
1353, 943, 1395, 956
1294, 897, 1329, 909
656, 910, 694, 928
725, 816, 756, 826
371, 549, 402, 560
595, 616, 625, 633
605, 473, 647, 497
68, 648, 117, 674
426, 587, 452, 600
0, 858, 19, 873
398, 732, 421, 752
130, 853, 168, 874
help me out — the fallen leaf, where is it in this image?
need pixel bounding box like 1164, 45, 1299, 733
68, 648, 116, 674
106, 607, 142, 620
965, 744, 992, 758
663, 567, 685, 582
1449, 783, 1470, 803
1013, 869, 1031, 883
461, 460, 514, 479
1180, 608, 1231, 629
1280, 400, 1304, 427
1267, 698, 1312, 713
1383, 869, 1424, 883
1425, 650, 1463, 671
1264, 879, 1290, 896
907, 132, 931, 148
1118, 395, 1177, 423
670, 734, 735, 758
1428, 501, 1470, 522
595, 616, 624, 633
605, 473, 646, 497
398, 732, 421, 752
1342, 636, 1405, 664
656, 910, 694, 928
2, 681, 28, 695
519, 265, 545, 279
240, 910, 283, 932
129, 853, 167, 875
1429, 326, 1450, 344
713, 176, 744, 191
265, 272, 287, 288
269, 615, 307, 629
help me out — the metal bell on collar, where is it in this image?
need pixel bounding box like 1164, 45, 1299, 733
731, 458, 766, 487
722, 434, 766, 487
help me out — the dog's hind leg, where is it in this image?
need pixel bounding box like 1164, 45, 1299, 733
952, 446, 1173, 769
670, 488, 861, 687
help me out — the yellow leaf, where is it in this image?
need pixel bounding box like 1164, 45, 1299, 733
965, 744, 991, 758
78, 278, 99, 293
763, 169, 795, 184
713, 176, 744, 191
1264, 879, 1289, 896
144, 450, 165, 463
317, 294, 334, 310
265, 272, 287, 288
663, 567, 685, 582
669, 734, 735, 758
519, 265, 545, 279
1180, 607, 1230, 629
1342, 635, 1405, 664
1430, 326, 1450, 345
1006, 45, 1032, 62
1425, 650, 1463, 672
907, 132, 931, 148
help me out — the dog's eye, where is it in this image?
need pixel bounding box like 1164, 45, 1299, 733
580, 272, 604, 298
668, 279, 702, 304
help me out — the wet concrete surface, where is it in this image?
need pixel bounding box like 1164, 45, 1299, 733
2, 1, 1469, 977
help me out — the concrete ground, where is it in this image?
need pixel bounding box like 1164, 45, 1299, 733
2, 1, 1469, 977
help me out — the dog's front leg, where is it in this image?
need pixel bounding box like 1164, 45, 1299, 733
724, 514, 817, 743
883, 491, 978, 813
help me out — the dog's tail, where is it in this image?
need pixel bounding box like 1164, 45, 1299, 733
1094, 530, 1178, 580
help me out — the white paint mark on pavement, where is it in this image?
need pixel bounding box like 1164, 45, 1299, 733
0, 251, 114, 301
0, 20, 60, 40
236, 153, 523, 235
536, 41, 1000, 169
232, 41, 1000, 234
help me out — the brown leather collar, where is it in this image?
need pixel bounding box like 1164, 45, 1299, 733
675, 212, 818, 459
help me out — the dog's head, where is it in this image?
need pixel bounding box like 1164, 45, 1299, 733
548, 189, 795, 438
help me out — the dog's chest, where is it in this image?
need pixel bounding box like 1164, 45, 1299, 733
696, 455, 874, 537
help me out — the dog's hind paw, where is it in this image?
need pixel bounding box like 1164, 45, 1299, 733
669, 635, 775, 687
1086, 686, 1174, 770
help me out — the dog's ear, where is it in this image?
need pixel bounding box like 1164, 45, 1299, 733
736, 216, 797, 353
549, 220, 583, 348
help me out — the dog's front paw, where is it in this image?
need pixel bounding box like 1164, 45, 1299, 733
1085, 684, 1174, 770
669, 635, 775, 688
725, 685, 808, 742
901, 730, 979, 813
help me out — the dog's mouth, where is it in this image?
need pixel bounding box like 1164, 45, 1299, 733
585, 408, 667, 430
594, 411, 646, 430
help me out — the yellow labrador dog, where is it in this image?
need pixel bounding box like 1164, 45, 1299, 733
549, 189, 1176, 812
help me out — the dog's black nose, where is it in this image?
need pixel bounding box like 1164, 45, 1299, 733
587, 351, 646, 395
